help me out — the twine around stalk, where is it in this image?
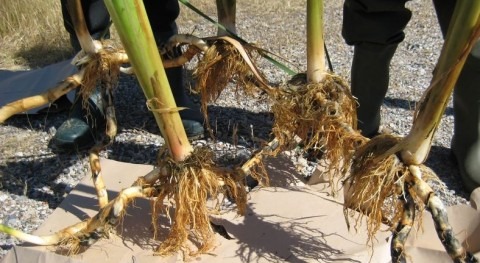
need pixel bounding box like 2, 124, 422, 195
146, 97, 188, 114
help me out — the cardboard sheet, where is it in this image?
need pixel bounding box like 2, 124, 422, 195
0, 60, 76, 113
1, 158, 479, 262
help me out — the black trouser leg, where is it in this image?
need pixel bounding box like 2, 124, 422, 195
60, 0, 111, 53
434, 0, 480, 193
350, 43, 398, 137
342, 0, 411, 137
450, 49, 480, 193
145, 0, 205, 137
53, 0, 110, 152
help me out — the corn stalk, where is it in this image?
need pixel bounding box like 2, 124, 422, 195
343, 1, 480, 262
103, 0, 192, 162
378, 0, 480, 165
307, 0, 326, 83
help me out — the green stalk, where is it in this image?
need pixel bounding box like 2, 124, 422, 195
0, 221, 87, 245
103, 0, 192, 162
0, 224, 53, 245
398, 0, 480, 165
307, 0, 326, 83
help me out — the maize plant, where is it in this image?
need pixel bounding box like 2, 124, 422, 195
0, 0, 259, 258
0, 0, 478, 262
193, 0, 480, 262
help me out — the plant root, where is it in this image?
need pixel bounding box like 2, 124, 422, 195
0, 40, 125, 124
272, 73, 365, 187
0, 34, 211, 125
407, 165, 478, 263
60, 185, 158, 254
344, 134, 478, 262
153, 146, 256, 257
0, 221, 87, 247
89, 145, 109, 208
77, 41, 122, 108
195, 38, 266, 103
238, 138, 280, 187
194, 37, 273, 137
344, 134, 408, 243
87, 79, 119, 208
0, 185, 156, 255
391, 194, 415, 263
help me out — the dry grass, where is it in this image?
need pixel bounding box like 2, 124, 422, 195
1, 0, 297, 71
0, 0, 74, 70
0, 0, 214, 71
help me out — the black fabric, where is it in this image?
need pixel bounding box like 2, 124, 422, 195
144, 0, 180, 36
342, 0, 412, 45
60, 0, 180, 52
452, 50, 480, 192
61, 0, 111, 52
350, 43, 397, 137
432, 0, 457, 37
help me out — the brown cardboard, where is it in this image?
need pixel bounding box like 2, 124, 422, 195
1, 158, 479, 262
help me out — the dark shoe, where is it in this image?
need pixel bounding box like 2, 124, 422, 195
37, 95, 72, 114
52, 89, 105, 153
182, 119, 205, 140
53, 118, 96, 152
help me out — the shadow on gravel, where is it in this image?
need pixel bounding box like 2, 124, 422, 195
425, 145, 470, 201
0, 153, 86, 209
205, 105, 273, 142
2, 111, 68, 132
107, 104, 274, 165
107, 141, 159, 165
384, 96, 454, 116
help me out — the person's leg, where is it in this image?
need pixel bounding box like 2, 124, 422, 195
434, 0, 480, 193
144, 0, 204, 138
342, 0, 411, 137
60, 0, 111, 53
451, 45, 480, 193
216, 0, 237, 36
54, 0, 204, 152
53, 0, 111, 152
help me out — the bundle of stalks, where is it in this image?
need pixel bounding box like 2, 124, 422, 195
339, 0, 480, 261
1, 0, 477, 261
264, 0, 365, 191
0, 0, 268, 258
99, 0, 264, 257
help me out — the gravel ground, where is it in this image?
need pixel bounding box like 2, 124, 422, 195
0, 0, 472, 259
